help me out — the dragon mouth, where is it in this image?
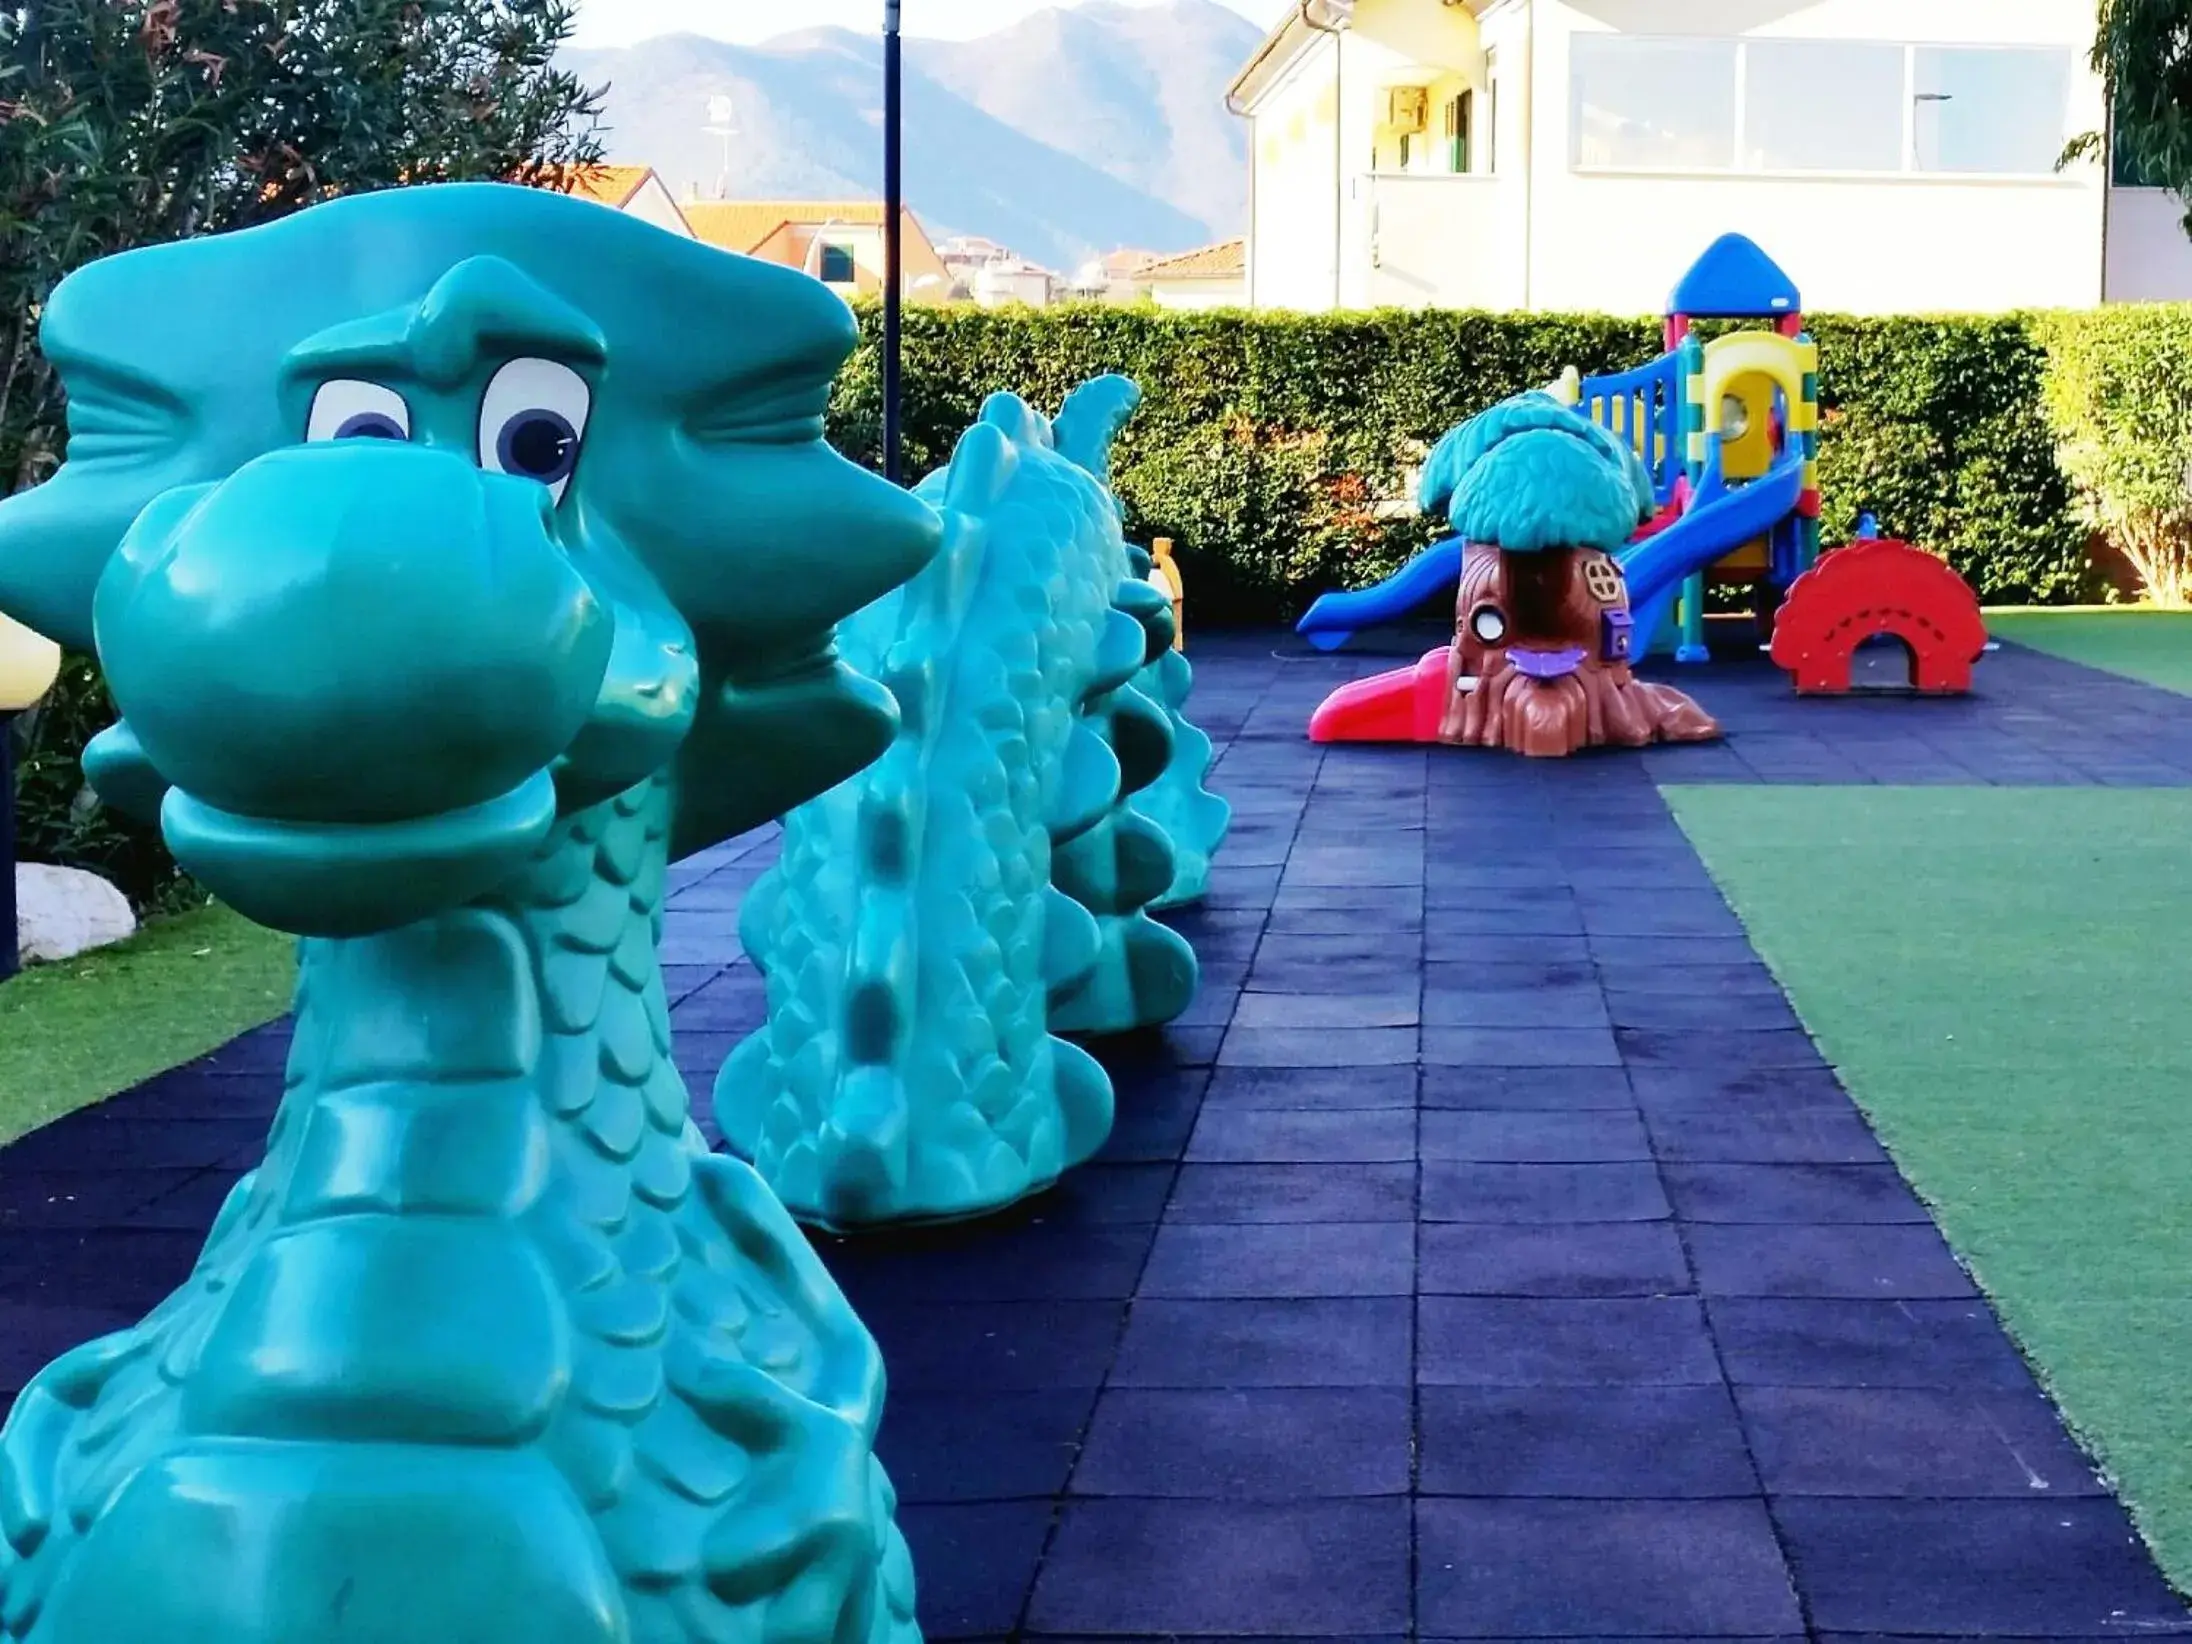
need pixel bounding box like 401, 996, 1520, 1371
160, 773, 560, 938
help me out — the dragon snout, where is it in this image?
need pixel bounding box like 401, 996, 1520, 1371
89, 442, 615, 934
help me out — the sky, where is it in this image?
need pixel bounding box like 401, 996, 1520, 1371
569, 0, 1280, 49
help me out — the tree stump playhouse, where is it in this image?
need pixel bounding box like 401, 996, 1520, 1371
0, 183, 942, 1644
1769, 537, 1989, 695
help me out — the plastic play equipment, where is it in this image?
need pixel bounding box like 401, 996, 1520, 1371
1770, 524, 1989, 695
722, 377, 1208, 1231
1311, 400, 1720, 756
1129, 538, 1231, 908
1147, 535, 1186, 648
0, 183, 936, 1642
1296, 233, 1819, 660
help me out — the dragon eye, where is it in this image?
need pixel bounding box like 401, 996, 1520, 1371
1470, 606, 1508, 646
480, 357, 591, 505
306, 380, 411, 443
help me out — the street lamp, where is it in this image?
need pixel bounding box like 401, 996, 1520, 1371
0, 612, 61, 982
884, 0, 904, 485
703, 94, 738, 200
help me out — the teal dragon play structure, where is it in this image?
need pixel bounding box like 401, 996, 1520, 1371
1296, 233, 1820, 663
720, 376, 1223, 1231
0, 184, 939, 1644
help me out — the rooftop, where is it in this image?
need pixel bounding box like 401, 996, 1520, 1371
1137, 239, 1248, 282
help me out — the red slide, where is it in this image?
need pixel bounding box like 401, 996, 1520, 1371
1308, 648, 1451, 743
1769, 539, 1987, 695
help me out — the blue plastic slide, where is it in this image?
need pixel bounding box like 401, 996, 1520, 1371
1618, 448, 1806, 657
1295, 537, 1463, 651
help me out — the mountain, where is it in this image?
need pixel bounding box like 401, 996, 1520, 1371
561, 0, 1262, 273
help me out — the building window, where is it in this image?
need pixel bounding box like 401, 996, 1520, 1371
818, 243, 856, 283
1572, 34, 2075, 178
1913, 46, 2074, 176
1447, 90, 1474, 174
1743, 41, 1905, 172
1571, 35, 1739, 170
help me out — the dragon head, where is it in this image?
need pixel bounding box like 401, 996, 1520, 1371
0, 183, 939, 935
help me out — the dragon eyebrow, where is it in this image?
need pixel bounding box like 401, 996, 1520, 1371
282, 256, 607, 389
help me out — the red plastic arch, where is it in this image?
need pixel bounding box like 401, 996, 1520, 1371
1769, 539, 1987, 695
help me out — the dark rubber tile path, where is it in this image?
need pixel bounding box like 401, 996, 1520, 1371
6, 632, 2192, 1639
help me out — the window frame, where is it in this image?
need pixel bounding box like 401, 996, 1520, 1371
817, 242, 857, 284
1567, 31, 2083, 183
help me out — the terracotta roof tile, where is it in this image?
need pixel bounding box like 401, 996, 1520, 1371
1136, 239, 1246, 281
555, 165, 655, 209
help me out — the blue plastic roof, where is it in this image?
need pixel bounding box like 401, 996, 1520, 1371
1668, 234, 1802, 319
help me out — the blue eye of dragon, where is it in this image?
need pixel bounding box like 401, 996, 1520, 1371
495, 410, 580, 486
333, 411, 406, 440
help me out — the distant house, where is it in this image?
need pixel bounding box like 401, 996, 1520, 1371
685, 201, 954, 302
1227, 0, 2192, 314
1133, 240, 1248, 311
1065, 249, 1166, 303
938, 236, 1061, 307
553, 165, 695, 239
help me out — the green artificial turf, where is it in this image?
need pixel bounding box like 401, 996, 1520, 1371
0, 903, 294, 1145
1667, 784, 2192, 1588
1988, 607, 2192, 696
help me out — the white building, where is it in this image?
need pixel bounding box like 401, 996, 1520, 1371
1227, 0, 2192, 314
1134, 240, 1249, 310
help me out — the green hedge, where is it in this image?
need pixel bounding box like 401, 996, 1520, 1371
829, 304, 2154, 623
14, 300, 2192, 908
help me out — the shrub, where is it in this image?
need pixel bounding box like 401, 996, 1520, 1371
832, 303, 2126, 620
2037, 305, 2192, 606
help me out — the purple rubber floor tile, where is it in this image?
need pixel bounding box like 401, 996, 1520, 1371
1201, 1065, 1417, 1111
1775, 1498, 2192, 1634
0, 1118, 270, 1174
1428, 933, 1596, 965
859, 1301, 1125, 1391
1423, 904, 1584, 940
1417, 1498, 1801, 1636
880, 1387, 1098, 1503
829, 1223, 1152, 1305
0, 1166, 200, 1229
1421, 1110, 1650, 1164
1111, 1298, 1414, 1388
1588, 934, 1759, 967
1418, 1384, 1756, 1498
897, 1501, 1052, 1638
1618, 1027, 1824, 1072
1073, 1387, 1412, 1498
1141, 1221, 1414, 1298
1218, 1027, 1419, 1068
1710, 1299, 2042, 1391
1419, 1221, 1691, 1298
100, 1072, 277, 1121
1686, 1223, 1976, 1299
1643, 1105, 1889, 1165
1604, 991, 1804, 1032
1419, 1067, 1635, 1111
1189, 1108, 1416, 1165
1030, 1499, 1412, 1635
1422, 1027, 1623, 1068
1168, 1164, 1417, 1224
1095, 1101, 1200, 1164
1418, 1297, 1722, 1386
1028, 1163, 1174, 1226
1628, 1065, 1854, 1110
1592, 960, 1784, 998
123, 1170, 247, 1230
1419, 989, 1611, 1030
1740, 1385, 2107, 1497
1232, 991, 1420, 1030
1421, 1162, 1670, 1224
1664, 1163, 1930, 1225
1426, 960, 1598, 994
0, 1230, 206, 1305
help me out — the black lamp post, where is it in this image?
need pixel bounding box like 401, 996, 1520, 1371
883, 0, 904, 486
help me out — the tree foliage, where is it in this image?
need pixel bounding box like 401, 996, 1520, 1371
0, 0, 606, 909
2069, 0, 2192, 228
0, 0, 606, 494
